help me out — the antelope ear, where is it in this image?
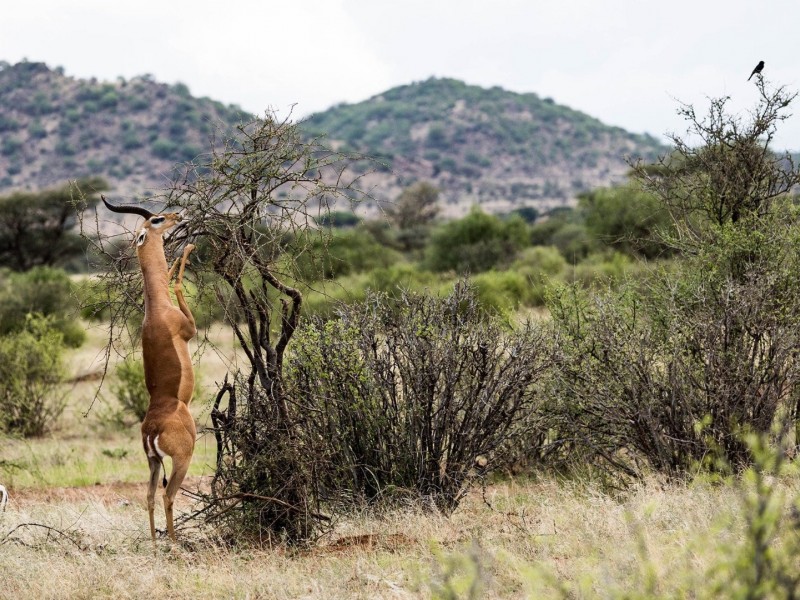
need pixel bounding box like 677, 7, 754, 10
136, 230, 148, 247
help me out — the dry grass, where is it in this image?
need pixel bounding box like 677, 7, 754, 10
2, 323, 798, 598
1, 472, 789, 598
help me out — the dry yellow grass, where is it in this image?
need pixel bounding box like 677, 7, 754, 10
1, 472, 790, 598
2, 323, 798, 598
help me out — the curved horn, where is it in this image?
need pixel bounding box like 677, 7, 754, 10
101, 195, 155, 220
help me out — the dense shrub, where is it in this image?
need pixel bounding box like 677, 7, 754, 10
580, 184, 673, 259
151, 138, 178, 159
289, 283, 557, 511
0, 267, 85, 347
0, 315, 66, 437
426, 208, 529, 273
366, 263, 441, 294
564, 250, 634, 289
0, 178, 106, 272
511, 246, 567, 305
110, 357, 149, 422
1, 137, 22, 156
549, 222, 598, 261
0, 115, 20, 132
292, 228, 402, 281
315, 211, 360, 228
549, 210, 800, 476
470, 270, 532, 317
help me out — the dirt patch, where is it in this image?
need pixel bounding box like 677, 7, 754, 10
8, 475, 208, 509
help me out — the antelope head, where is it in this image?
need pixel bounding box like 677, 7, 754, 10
102, 195, 183, 249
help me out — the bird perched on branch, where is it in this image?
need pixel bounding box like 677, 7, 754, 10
748, 60, 764, 81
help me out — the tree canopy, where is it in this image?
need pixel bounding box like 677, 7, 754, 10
0, 177, 107, 271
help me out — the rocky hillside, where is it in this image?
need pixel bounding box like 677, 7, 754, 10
0, 62, 666, 215
303, 78, 666, 216
0, 61, 250, 198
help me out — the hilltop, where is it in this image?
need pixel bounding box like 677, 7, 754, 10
303, 78, 666, 215
0, 63, 666, 213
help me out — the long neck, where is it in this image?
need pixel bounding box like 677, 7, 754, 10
137, 235, 172, 309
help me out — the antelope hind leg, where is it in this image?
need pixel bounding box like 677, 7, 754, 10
163, 455, 191, 542
158, 420, 195, 542
147, 457, 162, 542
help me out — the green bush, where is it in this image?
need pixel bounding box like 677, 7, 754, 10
28, 120, 47, 139
0, 115, 20, 132
1, 137, 22, 156
127, 95, 150, 111
512, 246, 567, 278
580, 184, 674, 259
178, 143, 202, 161
121, 130, 142, 149
111, 357, 149, 422
151, 138, 178, 159
0, 314, 66, 437
565, 250, 634, 288
55, 139, 78, 156
99, 91, 119, 109
301, 272, 371, 318
0, 267, 86, 347
426, 208, 529, 273
366, 263, 441, 294
315, 211, 360, 228
289, 284, 557, 511
549, 221, 800, 477
470, 270, 531, 317
292, 228, 402, 281
550, 222, 598, 261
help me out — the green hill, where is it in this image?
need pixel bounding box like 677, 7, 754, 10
0, 63, 666, 214
0, 60, 250, 197
303, 77, 666, 215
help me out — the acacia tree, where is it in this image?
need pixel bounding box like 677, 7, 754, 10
84, 113, 367, 543
632, 78, 800, 252
638, 78, 800, 461
0, 177, 107, 271
551, 78, 800, 476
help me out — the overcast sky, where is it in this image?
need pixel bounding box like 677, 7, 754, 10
3, 0, 799, 149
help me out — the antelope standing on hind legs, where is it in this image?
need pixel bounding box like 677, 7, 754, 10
103, 196, 197, 542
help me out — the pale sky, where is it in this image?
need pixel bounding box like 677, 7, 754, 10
3, 0, 799, 149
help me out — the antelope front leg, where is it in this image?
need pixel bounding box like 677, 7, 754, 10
167, 244, 195, 282
167, 256, 182, 282
173, 244, 196, 330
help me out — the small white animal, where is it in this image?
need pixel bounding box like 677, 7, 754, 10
0, 484, 7, 511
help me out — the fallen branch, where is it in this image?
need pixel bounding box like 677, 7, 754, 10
0, 522, 87, 551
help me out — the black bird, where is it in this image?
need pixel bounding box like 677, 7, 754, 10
748, 60, 764, 81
